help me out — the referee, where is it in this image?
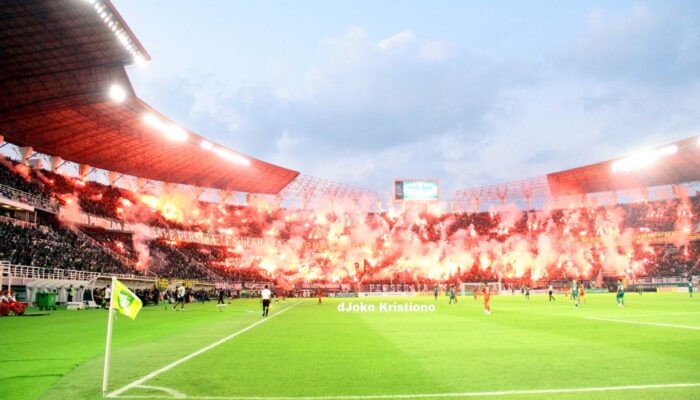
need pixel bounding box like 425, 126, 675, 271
261, 285, 272, 317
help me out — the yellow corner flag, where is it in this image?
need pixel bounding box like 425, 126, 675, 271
112, 279, 142, 319
103, 277, 143, 395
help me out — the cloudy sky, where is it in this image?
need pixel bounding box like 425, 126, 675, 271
114, 0, 700, 199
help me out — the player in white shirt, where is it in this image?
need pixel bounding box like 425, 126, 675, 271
261, 285, 272, 317
173, 285, 187, 310
548, 284, 555, 302
105, 285, 112, 308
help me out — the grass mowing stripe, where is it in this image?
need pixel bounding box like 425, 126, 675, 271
110, 382, 700, 399
585, 317, 700, 331
107, 300, 305, 398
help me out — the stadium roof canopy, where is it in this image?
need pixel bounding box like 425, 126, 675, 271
0, 0, 299, 194
547, 136, 700, 197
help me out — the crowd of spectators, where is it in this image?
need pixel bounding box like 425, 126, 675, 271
0, 218, 136, 275
2, 156, 699, 285
0, 158, 46, 196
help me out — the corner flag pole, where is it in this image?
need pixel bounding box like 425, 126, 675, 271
102, 276, 116, 396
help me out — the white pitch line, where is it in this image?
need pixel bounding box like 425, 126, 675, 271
591, 312, 700, 318
110, 382, 700, 399
135, 385, 186, 398
585, 316, 700, 331
107, 300, 305, 398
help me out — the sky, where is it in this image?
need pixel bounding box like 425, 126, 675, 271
113, 0, 700, 200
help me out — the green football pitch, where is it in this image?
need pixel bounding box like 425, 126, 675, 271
1, 292, 699, 400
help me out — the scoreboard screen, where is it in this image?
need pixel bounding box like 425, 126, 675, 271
393, 179, 439, 201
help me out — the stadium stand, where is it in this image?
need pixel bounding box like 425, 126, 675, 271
0, 217, 137, 275
1, 156, 698, 289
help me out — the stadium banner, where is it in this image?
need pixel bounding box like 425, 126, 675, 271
656, 287, 677, 292
331, 292, 359, 298
299, 283, 348, 290
359, 291, 417, 297
242, 282, 274, 290
364, 284, 417, 292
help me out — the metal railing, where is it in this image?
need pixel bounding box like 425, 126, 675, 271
167, 245, 223, 282
0, 183, 60, 213
1, 261, 139, 282
72, 228, 139, 269
0, 214, 36, 228
0, 261, 225, 288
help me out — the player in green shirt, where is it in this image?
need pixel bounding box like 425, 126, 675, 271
616, 279, 625, 308
448, 285, 457, 304
571, 280, 580, 308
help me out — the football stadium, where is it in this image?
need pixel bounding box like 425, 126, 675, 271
1, 1, 700, 400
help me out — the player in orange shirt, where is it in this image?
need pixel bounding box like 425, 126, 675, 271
483, 284, 491, 315
317, 288, 323, 305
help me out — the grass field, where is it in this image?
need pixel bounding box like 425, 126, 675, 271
1, 292, 699, 400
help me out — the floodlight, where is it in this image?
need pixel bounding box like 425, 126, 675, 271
200, 141, 214, 151
143, 113, 162, 128
213, 147, 251, 166
164, 124, 188, 142
134, 55, 148, 68
108, 84, 127, 102
658, 145, 677, 156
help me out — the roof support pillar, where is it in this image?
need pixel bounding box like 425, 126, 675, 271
107, 171, 121, 186
78, 164, 90, 180
162, 182, 173, 195
245, 193, 255, 205
672, 184, 683, 199
219, 190, 230, 205
192, 187, 204, 200
136, 178, 148, 191
19, 146, 32, 164
50, 156, 63, 172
